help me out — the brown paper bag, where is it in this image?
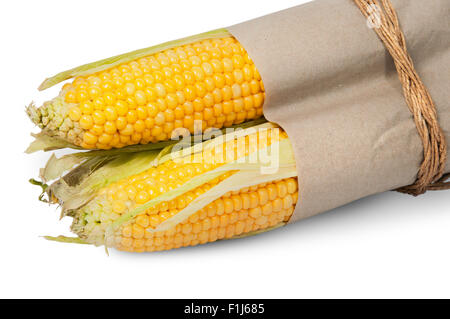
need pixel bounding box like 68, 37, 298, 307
228, 0, 450, 222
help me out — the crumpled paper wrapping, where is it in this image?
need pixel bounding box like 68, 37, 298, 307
228, 0, 450, 222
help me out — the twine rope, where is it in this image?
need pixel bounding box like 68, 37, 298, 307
353, 0, 450, 195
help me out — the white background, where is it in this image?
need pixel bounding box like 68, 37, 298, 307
1, 0, 449, 299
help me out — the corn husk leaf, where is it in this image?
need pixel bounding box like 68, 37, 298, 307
43, 235, 89, 245
25, 132, 81, 153
37, 139, 176, 181
38, 29, 230, 91
40, 153, 85, 182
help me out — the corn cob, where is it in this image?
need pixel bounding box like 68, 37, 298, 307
27, 31, 265, 151
42, 124, 298, 252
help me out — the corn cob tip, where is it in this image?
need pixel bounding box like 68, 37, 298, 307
26, 102, 41, 127
26, 96, 85, 148
26, 101, 76, 153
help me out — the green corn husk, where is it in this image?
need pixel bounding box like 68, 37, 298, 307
43, 236, 89, 245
